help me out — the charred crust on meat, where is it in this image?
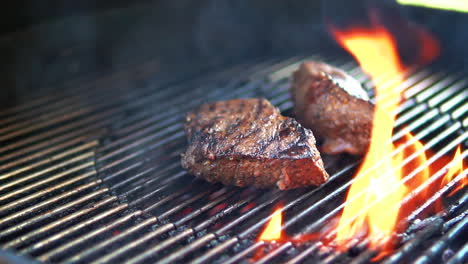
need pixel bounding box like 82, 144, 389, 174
181, 98, 329, 190
291, 61, 374, 155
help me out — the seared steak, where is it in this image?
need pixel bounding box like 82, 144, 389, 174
291, 61, 374, 155
181, 98, 329, 190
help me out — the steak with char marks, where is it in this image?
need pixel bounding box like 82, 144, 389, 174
291, 61, 374, 155
181, 98, 329, 190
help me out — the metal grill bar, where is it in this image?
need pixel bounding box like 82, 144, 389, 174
0, 189, 107, 241
20, 203, 128, 256
37, 211, 143, 262
2, 196, 119, 250
0, 181, 103, 230
0, 58, 162, 119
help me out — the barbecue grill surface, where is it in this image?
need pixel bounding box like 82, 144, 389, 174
0, 53, 467, 264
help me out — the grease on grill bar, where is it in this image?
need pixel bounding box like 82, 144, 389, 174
0, 54, 466, 264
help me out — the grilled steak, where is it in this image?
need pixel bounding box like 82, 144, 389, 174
181, 98, 329, 190
291, 61, 374, 155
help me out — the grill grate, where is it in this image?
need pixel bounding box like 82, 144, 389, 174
0, 53, 466, 264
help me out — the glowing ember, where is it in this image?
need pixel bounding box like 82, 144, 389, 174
330, 22, 440, 256
258, 207, 283, 241
441, 146, 466, 196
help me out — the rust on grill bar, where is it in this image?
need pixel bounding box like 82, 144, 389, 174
0, 52, 466, 264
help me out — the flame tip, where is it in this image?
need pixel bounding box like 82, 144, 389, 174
258, 207, 283, 242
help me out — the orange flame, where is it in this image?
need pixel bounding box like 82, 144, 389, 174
253, 206, 284, 261
330, 22, 440, 258
441, 146, 466, 196
399, 132, 430, 204
332, 25, 406, 252
258, 207, 283, 241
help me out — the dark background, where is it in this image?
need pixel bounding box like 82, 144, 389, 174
1, 0, 467, 107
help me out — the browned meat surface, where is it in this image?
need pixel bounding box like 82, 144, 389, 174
291, 61, 374, 155
181, 98, 329, 190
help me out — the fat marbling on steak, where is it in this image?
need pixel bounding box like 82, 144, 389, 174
181, 98, 329, 190
291, 61, 374, 155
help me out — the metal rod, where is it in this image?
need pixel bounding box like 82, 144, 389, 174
64, 217, 160, 264
20, 203, 128, 256
0, 181, 104, 230
1, 196, 118, 249
38, 211, 143, 262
